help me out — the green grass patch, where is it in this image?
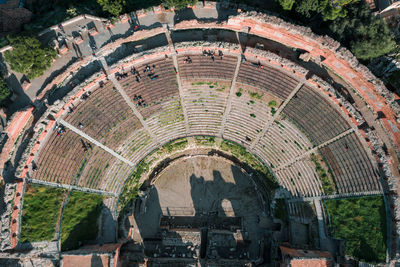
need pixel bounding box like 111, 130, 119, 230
274, 198, 288, 224
20, 184, 67, 243
248, 91, 263, 99
310, 154, 335, 194
118, 159, 152, 214
268, 100, 277, 107
191, 82, 205, 86
60, 191, 103, 251
194, 136, 215, 146
325, 196, 387, 263
159, 138, 188, 154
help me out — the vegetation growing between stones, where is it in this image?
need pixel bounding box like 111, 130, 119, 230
310, 153, 335, 194
325, 196, 387, 263
194, 136, 216, 146
60, 191, 103, 251
20, 184, 67, 243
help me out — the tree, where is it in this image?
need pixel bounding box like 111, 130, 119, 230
97, 0, 126, 17
4, 35, 56, 80
328, 1, 396, 60
280, 0, 358, 20
162, 0, 197, 10
0, 78, 10, 104
279, 0, 295, 10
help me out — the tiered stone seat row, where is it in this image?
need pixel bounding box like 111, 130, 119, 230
254, 117, 312, 168
287, 201, 316, 224
237, 60, 299, 100
77, 146, 124, 190
181, 81, 230, 136
224, 85, 274, 146
319, 133, 381, 194
64, 81, 141, 150
116, 127, 159, 166
145, 98, 186, 144
32, 129, 90, 185
275, 157, 322, 197
178, 54, 237, 80
121, 57, 180, 119
101, 159, 134, 194
282, 85, 350, 146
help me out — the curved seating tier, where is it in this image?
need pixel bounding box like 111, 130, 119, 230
237, 60, 299, 100
274, 157, 322, 197
116, 127, 159, 165
178, 54, 237, 80
121, 57, 180, 119
32, 129, 91, 185
224, 85, 275, 146
77, 146, 129, 190
64, 81, 141, 150
145, 98, 186, 144
282, 85, 350, 146
253, 117, 312, 169
288, 201, 316, 223
319, 133, 381, 194
182, 80, 230, 136
28, 48, 382, 200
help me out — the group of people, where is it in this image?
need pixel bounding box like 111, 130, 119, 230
116, 64, 160, 83
56, 124, 66, 137
252, 61, 264, 69
203, 50, 224, 61
183, 56, 192, 64
80, 138, 92, 152
133, 94, 147, 107
115, 72, 129, 80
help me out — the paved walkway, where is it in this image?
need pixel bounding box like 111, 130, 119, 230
287, 190, 383, 202
108, 76, 160, 146
274, 127, 355, 171
99, 56, 161, 146
167, 28, 191, 136
250, 80, 305, 150
220, 54, 242, 137
59, 119, 134, 167
26, 178, 118, 197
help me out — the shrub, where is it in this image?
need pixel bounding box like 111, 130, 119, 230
325, 196, 387, 263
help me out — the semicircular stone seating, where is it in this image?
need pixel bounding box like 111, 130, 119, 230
178, 51, 237, 136
120, 56, 187, 144
28, 47, 382, 200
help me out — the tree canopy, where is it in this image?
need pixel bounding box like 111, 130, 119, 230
279, 0, 295, 10
0, 78, 10, 104
97, 0, 126, 17
279, 0, 359, 21
327, 1, 396, 60
4, 35, 56, 80
162, 0, 197, 10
